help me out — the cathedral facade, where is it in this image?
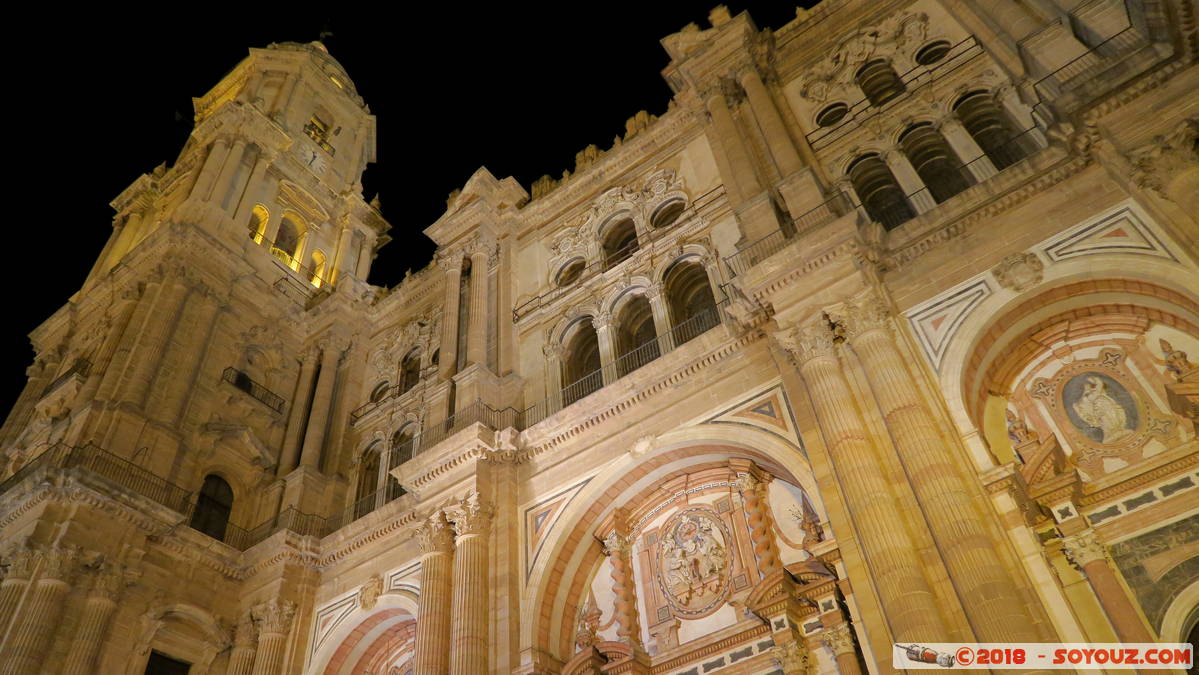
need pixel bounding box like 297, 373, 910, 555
1, 1, 1198, 673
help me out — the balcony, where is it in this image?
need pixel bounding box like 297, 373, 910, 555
41, 359, 92, 398
221, 367, 285, 413
724, 192, 853, 277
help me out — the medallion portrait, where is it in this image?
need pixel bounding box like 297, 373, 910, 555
1062, 371, 1139, 445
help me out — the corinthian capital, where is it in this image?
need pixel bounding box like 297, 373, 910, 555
252, 599, 296, 635
773, 316, 838, 364
449, 496, 494, 538
416, 511, 456, 554
233, 612, 258, 648
771, 641, 809, 672
2, 547, 37, 581
38, 546, 79, 583
435, 248, 464, 273
90, 563, 126, 601
840, 289, 892, 340
1061, 529, 1108, 569
602, 531, 631, 557
822, 623, 858, 656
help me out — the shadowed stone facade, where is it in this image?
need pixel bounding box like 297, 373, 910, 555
1, 1, 1198, 673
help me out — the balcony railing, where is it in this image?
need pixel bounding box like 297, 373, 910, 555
41, 359, 92, 397
806, 35, 984, 151
417, 401, 521, 454
221, 367, 285, 413
1033, 23, 1145, 102
724, 192, 853, 277
521, 299, 728, 428
248, 231, 331, 289
513, 185, 725, 322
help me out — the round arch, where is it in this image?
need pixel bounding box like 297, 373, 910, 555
126, 603, 227, 675
520, 422, 818, 663
305, 590, 419, 675
1160, 577, 1199, 643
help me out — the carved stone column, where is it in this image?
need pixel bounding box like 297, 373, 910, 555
646, 286, 675, 353
437, 252, 464, 381
126, 278, 191, 408
0, 548, 35, 635
603, 531, 643, 650
465, 243, 491, 368
704, 83, 761, 204
594, 312, 618, 386
300, 338, 343, 470
232, 147, 276, 224
279, 349, 318, 475
190, 137, 231, 201
153, 284, 224, 425
883, 150, 937, 213
840, 291, 1040, 642
62, 563, 125, 675
449, 498, 494, 674
212, 139, 249, 209
735, 471, 782, 576
0, 547, 76, 675
542, 344, 564, 414
250, 600, 295, 675
1061, 529, 1155, 643
774, 317, 948, 642
739, 68, 804, 178
822, 623, 863, 675
938, 117, 997, 181
75, 290, 139, 406
227, 612, 258, 675
413, 511, 455, 675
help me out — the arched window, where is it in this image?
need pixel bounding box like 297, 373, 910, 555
602, 218, 639, 270
815, 102, 849, 128
899, 122, 973, 203
664, 260, 718, 345
309, 250, 327, 288
190, 475, 233, 541
399, 350, 421, 394
650, 200, 686, 229
248, 205, 268, 244
272, 216, 305, 268
855, 59, 906, 106
556, 259, 586, 287
370, 381, 391, 403
561, 318, 602, 406
614, 295, 660, 377
915, 40, 952, 66
847, 153, 915, 230
954, 91, 1034, 171
355, 442, 381, 518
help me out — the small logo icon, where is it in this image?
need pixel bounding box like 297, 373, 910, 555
897, 644, 957, 668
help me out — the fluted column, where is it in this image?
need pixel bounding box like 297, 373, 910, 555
735, 472, 782, 576
0, 548, 35, 636
227, 612, 258, 675
704, 83, 761, 203
437, 253, 463, 381
774, 318, 947, 642
126, 278, 191, 408
646, 286, 675, 353
883, 150, 937, 213
190, 137, 231, 201
465, 243, 491, 368
739, 68, 804, 178
300, 338, 343, 470
449, 498, 493, 674
543, 344, 564, 413
413, 511, 455, 675
75, 289, 139, 406
603, 531, 643, 649
250, 600, 295, 675
62, 564, 125, 675
333, 223, 356, 281
1, 547, 76, 675
152, 284, 223, 425
212, 139, 248, 209
822, 623, 863, 675
279, 350, 318, 475
939, 117, 997, 181
232, 148, 275, 224
1061, 529, 1155, 643
841, 291, 1040, 642
594, 312, 618, 385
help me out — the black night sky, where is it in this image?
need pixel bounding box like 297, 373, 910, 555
6, 4, 814, 419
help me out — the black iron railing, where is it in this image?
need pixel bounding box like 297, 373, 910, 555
248, 230, 332, 289
724, 192, 853, 277
222, 367, 285, 413
41, 359, 92, 398
521, 300, 728, 428
1033, 23, 1144, 101
513, 186, 725, 322
416, 401, 521, 455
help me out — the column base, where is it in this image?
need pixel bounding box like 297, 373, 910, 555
733, 192, 783, 250
776, 168, 826, 221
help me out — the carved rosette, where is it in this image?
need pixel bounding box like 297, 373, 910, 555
253, 599, 296, 636
1061, 529, 1108, 569
416, 511, 456, 554
991, 252, 1045, 293
822, 623, 857, 656
774, 317, 837, 365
